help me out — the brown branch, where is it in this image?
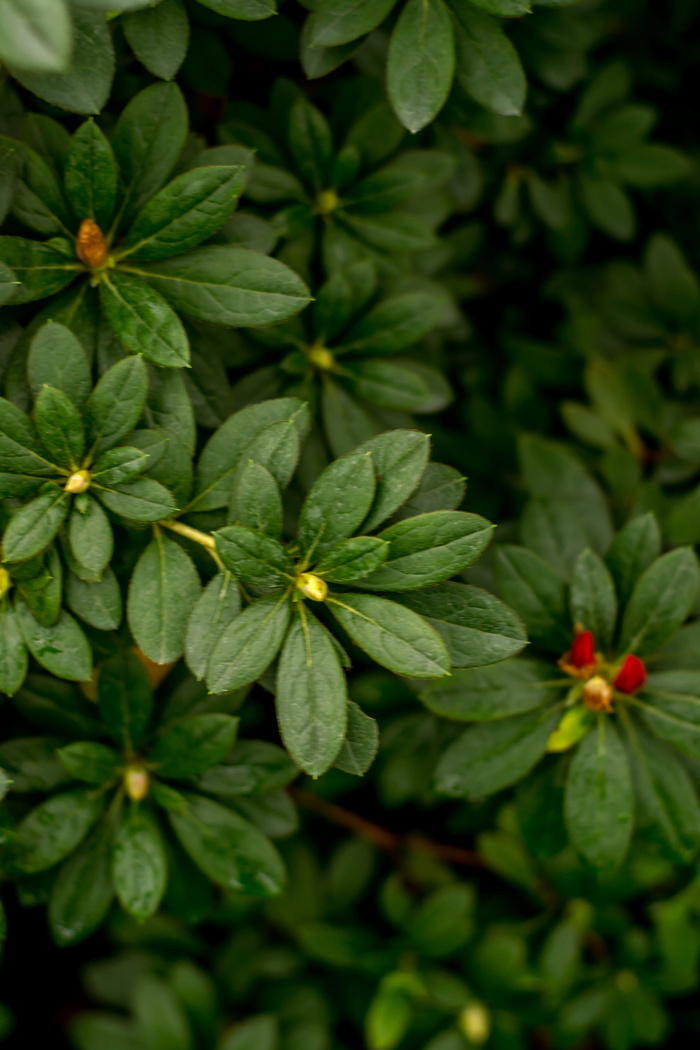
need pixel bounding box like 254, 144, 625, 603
290, 787, 485, 870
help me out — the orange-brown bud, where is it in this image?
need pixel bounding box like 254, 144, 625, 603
582, 675, 614, 712
124, 766, 149, 802
76, 218, 108, 269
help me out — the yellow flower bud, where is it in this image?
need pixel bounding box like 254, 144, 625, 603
307, 343, 335, 371
315, 188, 340, 215
582, 674, 614, 712
124, 767, 149, 802
0, 566, 11, 599
76, 218, 109, 269
297, 572, 328, 602
65, 470, 90, 494
459, 1003, 490, 1045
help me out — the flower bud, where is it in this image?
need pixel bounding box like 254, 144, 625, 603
65, 469, 90, 494
315, 188, 340, 215
458, 1003, 490, 1045
307, 343, 335, 370
0, 566, 11, 600
613, 654, 646, 694
124, 767, 149, 802
76, 218, 108, 269
297, 572, 328, 602
569, 629, 596, 668
582, 674, 614, 712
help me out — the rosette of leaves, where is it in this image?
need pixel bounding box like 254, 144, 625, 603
428, 510, 700, 874
223, 89, 456, 275
0, 82, 310, 367
0, 651, 294, 946
238, 260, 452, 457
493, 62, 690, 249
0, 326, 189, 692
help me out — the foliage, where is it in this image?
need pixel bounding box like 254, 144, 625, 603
1, 0, 700, 1046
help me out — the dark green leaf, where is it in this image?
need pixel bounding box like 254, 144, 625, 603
127, 533, 201, 664
233, 460, 283, 538
0, 0, 71, 74
620, 548, 699, 656
34, 385, 85, 469
339, 292, 443, 355
92, 447, 151, 487
98, 651, 153, 752
169, 792, 285, 896
298, 451, 375, 560
0, 237, 79, 304
276, 609, 348, 776
7, 787, 104, 874
96, 477, 178, 522
123, 0, 189, 81
334, 700, 379, 775
124, 247, 311, 327
435, 706, 559, 799
214, 526, 293, 587
494, 545, 570, 652
151, 714, 239, 778
85, 356, 149, 458
422, 658, 557, 721
605, 512, 661, 607
16, 599, 92, 680
207, 593, 291, 694
3, 488, 69, 562
570, 548, 617, 650
450, 2, 526, 116
48, 823, 114, 946
64, 119, 118, 229
0, 599, 28, 697
387, 0, 455, 133
328, 592, 450, 678
565, 718, 633, 872
57, 741, 121, 784
100, 272, 190, 368
65, 569, 122, 631
185, 571, 241, 681
315, 536, 389, 583
356, 430, 430, 532
112, 806, 167, 920
68, 496, 113, 579
307, 0, 398, 46
398, 583, 527, 668
27, 322, 91, 408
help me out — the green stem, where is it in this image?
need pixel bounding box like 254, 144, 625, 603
159, 519, 224, 570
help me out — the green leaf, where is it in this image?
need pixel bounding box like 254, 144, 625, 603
185, 571, 241, 681
307, 0, 398, 47
48, 823, 114, 946
328, 592, 450, 678
65, 569, 122, 631
334, 699, 379, 775
169, 792, 285, 896
570, 549, 617, 650
191, 398, 309, 512
124, 247, 311, 327
218, 1016, 278, 1050
605, 513, 661, 607
0, 396, 57, 479
611, 144, 690, 187
315, 536, 389, 583
92, 447, 151, 487
636, 671, 700, 759
620, 548, 700, 656
578, 173, 635, 241
16, 600, 92, 680
198, 740, 297, 798
234, 461, 283, 538
127, 533, 201, 664
112, 806, 168, 921
435, 706, 559, 799
97, 477, 178, 522
98, 651, 153, 752
7, 787, 104, 874
214, 526, 293, 587
123, 0, 189, 81
100, 272, 190, 368
68, 496, 113, 579
0, 0, 71, 75
196, 0, 275, 18
9, 139, 71, 236
0, 237, 80, 304
422, 658, 555, 721
355, 430, 430, 532
85, 356, 149, 458
387, 0, 455, 133
288, 98, 332, 194
151, 714, 239, 778
298, 451, 376, 560
276, 609, 348, 777
398, 583, 527, 668
207, 594, 291, 694
34, 385, 85, 469
450, 2, 526, 116
57, 741, 121, 785
0, 736, 70, 792
0, 599, 28, 697
27, 322, 91, 408
0, 261, 19, 305
3, 488, 69, 562
565, 718, 633, 872
9, 10, 115, 115
359, 511, 493, 591
0, 139, 18, 226
624, 721, 700, 863
339, 292, 443, 355
112, 82, 188, 229
64, 119, 118, 229
494, 545, 570, 652
120, 166, 246, 262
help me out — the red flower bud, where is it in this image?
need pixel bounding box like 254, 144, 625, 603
614, 654, 647, 694
569, 630, 596, 669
